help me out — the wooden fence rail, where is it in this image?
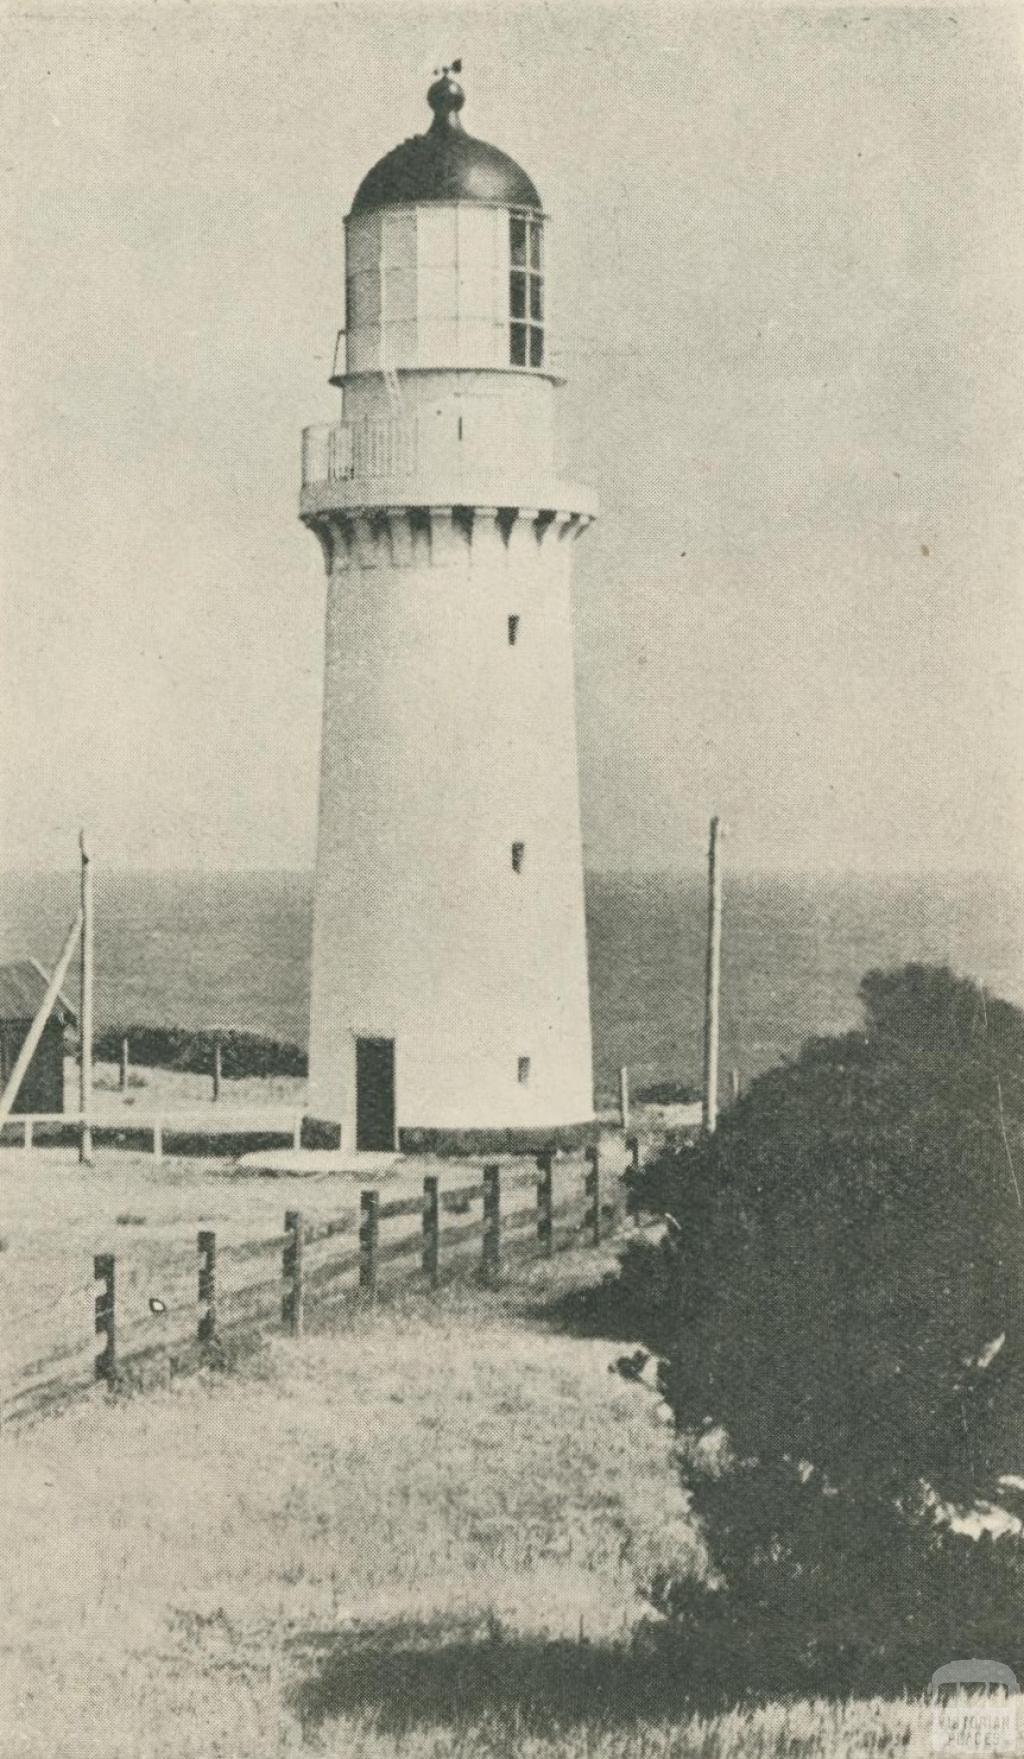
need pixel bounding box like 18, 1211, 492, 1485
5, 1148, 627, 1426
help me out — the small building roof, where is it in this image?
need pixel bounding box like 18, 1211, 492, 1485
0, 959, 77, 1026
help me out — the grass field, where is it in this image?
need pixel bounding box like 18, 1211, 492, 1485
1, 1145, 372, 1384
0, 1132, 614, 1388
1, 1240, 966, 1759
1, 1092, 640, 1393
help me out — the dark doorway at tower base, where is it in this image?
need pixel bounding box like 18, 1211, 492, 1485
356, 1036, 397, 1151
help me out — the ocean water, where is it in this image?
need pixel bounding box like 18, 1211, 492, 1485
1, 869, 1020, 1099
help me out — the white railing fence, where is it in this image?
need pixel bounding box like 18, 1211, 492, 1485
302, 417, 419, 488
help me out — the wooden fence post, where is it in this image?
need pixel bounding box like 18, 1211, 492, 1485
198, 1230, 216, 1343
360, 1190, 379, 1296
282, 1210, 303, 1336
152, 1119, 163, 1163
618, 1065, 630, 1134
212, 1036, 222, 1103
94, 1253, 116, 1385
22, 1117, 32, 1152
422, 1175, 439, 1287
536, 1151, 553, 1258
292, 1111, 302, 1151
482, 1164, 501, 1283
120, 1035, 130, 1094
584, 1144, 602, 1246
625, 1135, 641, 1223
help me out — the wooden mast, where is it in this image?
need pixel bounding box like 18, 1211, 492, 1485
701, 816, 723, 1135
79, 831, 94, 1165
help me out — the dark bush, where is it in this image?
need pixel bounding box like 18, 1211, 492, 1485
93, 1025, 307, 1081
633, 1081, 700, 1106
625, 963, 1024, 1677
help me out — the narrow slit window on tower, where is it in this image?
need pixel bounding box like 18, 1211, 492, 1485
518, 1056, 531, 1086
511, 841, 525, 874
508, 614, 520, 646
509, 213, 543, 369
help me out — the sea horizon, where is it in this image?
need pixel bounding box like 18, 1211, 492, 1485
2, 867, 1020, 1099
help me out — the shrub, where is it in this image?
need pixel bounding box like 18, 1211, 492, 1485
633, 1080, 700, 1106
93, 1025, 307, 1081
628, 964, 1024, 1677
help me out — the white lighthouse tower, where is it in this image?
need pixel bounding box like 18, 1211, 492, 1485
300, 68, 597, 1152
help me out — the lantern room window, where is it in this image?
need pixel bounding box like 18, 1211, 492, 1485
510, 214, 543, 368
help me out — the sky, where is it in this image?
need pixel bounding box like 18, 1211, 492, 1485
1, 0, 1021, 875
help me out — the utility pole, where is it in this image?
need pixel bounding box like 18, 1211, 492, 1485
79, 831, 94, 1165
701, 816, 723, 1136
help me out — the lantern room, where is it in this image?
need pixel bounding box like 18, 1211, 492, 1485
335, 68, 550, 380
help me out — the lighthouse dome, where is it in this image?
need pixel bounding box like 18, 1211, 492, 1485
350, 70, 542, 216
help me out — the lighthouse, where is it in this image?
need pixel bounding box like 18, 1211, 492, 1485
300, 68, 597, 1152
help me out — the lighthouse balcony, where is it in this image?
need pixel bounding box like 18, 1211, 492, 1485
300, 416, 597, 520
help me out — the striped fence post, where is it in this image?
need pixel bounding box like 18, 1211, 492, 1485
584, 1144, 602, 1246
94, 1253, 116, 1385
282, 1210, 304, 1337
359, 1191, 379, 1296
198, 1230, 217, 1343
536, 1151, 553, 1258
422, 1175, 439, 1287
482, 1164, 501, 1283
